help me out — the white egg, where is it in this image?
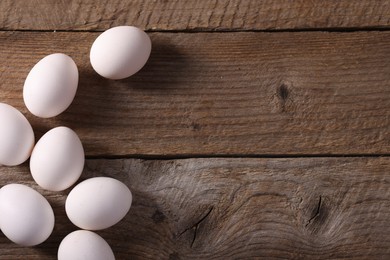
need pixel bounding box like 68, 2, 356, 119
90, 26, 151, 80
0, 184, 54, 246
23, 53, 79, 118
58, 230, 115, 260
30, 126, 84, 191
66, 177, 132, 230
0, 103, 34, 166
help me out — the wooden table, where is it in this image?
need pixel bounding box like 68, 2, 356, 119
0, 1, 389, 259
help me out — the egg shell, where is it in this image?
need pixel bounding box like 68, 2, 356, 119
65, 177, 132, 230
0, 184, 54, 246
30, 126, 84, 191
90, 26, 151, 79
58, 230, 115, 260
0, 103, 35, 166
23, 53, 79, 118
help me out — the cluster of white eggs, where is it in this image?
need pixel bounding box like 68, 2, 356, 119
0, 26, 152, 259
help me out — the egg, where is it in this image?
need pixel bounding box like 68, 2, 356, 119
23, 53, 79, 118
58, 230, 115, 260
66, 177, 132, 230
90, 26, 151, 79
30, 126, 84, 191
0, 103, 35, 166
0, 184, 54, 246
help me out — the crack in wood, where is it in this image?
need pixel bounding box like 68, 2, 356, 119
179, 206, 214, 248
306, 196, 322, 227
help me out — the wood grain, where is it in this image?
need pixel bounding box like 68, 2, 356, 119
1, 1, 389, 260
1, 31, 389, 157
0, 0, 389, 31
0, 157, 389, 259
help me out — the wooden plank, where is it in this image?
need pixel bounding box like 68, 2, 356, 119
0, 0, 389, 31
0, 31, 389, 157
0, 157, 388, 259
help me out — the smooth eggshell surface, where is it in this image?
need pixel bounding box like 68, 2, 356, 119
90, 26, 151, 79
0, 103, 35, 166
58, 230, 115, 260
0, 184, 54, 246
23, 53, 79, 118
65, 177, 132, 230
30, 126, 84, 191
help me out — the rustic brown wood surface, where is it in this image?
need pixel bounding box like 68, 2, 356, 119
0, 31, 389, 157
0, 0, 389, 259
0, 158, 389, 259
0, 0, 389, 31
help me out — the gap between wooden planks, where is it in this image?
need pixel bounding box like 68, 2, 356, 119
0, 157, 388, 259
0, 0, 389, 31
0, 31, 389, 157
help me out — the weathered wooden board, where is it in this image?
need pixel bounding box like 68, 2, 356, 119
0, 1, 389, 260
0, 31, 389, 157
0, 157, 388, 259
0, 0, 389, 31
